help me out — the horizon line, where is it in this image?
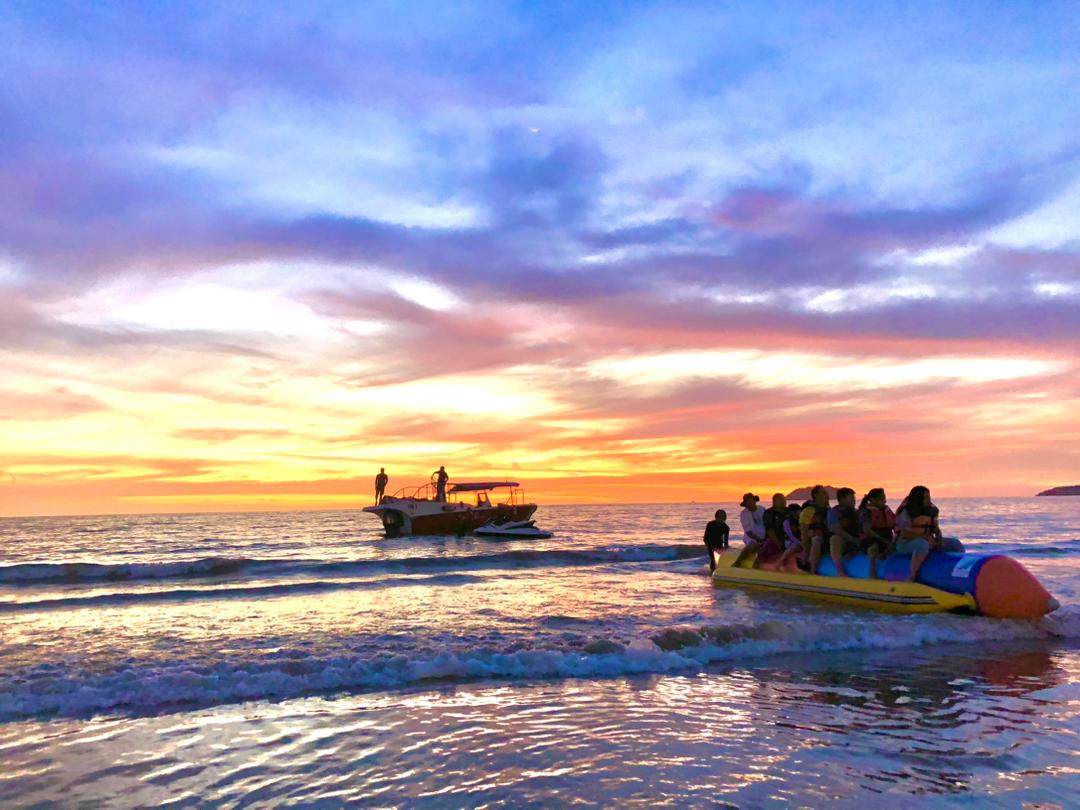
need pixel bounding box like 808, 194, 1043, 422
1, 494, 1069, 521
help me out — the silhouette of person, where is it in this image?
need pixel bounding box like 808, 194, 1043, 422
374, 468, 388, 504
703, 509, 730, 572
434, 466, 449, 502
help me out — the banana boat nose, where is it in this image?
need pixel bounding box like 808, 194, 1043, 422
974, 556, 1058, 619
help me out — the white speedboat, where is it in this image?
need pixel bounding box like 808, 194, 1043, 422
473, 519, 553, 539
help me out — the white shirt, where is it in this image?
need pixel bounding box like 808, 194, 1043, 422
740, 506, 766, 544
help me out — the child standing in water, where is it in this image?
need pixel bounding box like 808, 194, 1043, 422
703, 509, 730, 572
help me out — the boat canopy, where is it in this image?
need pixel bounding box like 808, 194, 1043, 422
448, 481, 519, 493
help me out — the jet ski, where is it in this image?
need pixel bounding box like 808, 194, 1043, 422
473, 519, 553, 539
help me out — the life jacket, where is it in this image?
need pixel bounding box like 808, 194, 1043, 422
895, 507, 935, 539
897, 495, 937, 537
801, 501, 828, 538
862, 504, 896, 540
911, 514, 935, 535
763, 507, 787, 541
830, 505, 859, 537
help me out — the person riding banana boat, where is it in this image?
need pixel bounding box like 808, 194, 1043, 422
758, 494, 804, 568
856, 487, 895, 580
799, 485, 831, 574
706, 483, 1057, 619
894, 485, 964, 581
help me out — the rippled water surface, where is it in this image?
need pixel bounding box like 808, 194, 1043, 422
1, 499, 1078, 806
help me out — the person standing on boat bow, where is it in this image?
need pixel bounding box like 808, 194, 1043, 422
374, 468, 389, 504
433, 466, 449, 502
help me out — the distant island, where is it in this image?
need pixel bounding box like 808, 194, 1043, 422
786, 485, 840, 501
1036, 485, 1080, 496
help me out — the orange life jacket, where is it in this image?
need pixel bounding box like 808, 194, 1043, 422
864, 505, 896, 540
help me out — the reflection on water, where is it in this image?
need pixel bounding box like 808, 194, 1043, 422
0, 643, 1076, 807
1, 499, 1078, 805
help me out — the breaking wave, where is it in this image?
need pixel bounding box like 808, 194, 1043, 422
0, 544, 707, 587
3, 606, 1076, 722
0, 573, 487, 613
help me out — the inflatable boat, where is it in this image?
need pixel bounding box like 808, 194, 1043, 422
710, 548, 1059, 618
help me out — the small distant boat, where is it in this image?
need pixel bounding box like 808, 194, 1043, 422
474, 519, 553, 539
711, 549, 1059, 618
364, 480, 537, 537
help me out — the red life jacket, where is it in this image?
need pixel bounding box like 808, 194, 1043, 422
863, 505, 896, 540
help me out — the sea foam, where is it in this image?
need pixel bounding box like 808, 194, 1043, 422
2, 607, 1075, 722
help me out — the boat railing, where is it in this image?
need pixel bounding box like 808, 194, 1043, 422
388, 482, 437, 501
497, 487, 525, 507
384, 483, 528, 506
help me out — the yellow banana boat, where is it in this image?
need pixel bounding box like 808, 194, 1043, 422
711, 550, 978, 614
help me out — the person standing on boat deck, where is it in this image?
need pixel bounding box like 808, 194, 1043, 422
434, 466, 449, 502
374, 468, 389, 504
703, 509, 730, 572
826, 487, 861, 578
734, 493, 766, 568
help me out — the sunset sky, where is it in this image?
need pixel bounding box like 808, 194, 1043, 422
2, 2, 1078, 516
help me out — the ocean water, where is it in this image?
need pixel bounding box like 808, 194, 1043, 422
1, 498, 1078, 807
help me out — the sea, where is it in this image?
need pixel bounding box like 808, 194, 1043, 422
1, 498, 1078, 807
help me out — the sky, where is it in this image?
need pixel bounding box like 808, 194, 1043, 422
1, 1, 1078, 516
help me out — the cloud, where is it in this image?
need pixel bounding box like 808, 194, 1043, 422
0, 387, 107, 421
171, 427, 294, 443
2, 2, 1078, 511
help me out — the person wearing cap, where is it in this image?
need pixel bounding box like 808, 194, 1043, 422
734, 492, 766, 567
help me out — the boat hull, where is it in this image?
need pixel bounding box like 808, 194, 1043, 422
364, 501, 537, 537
